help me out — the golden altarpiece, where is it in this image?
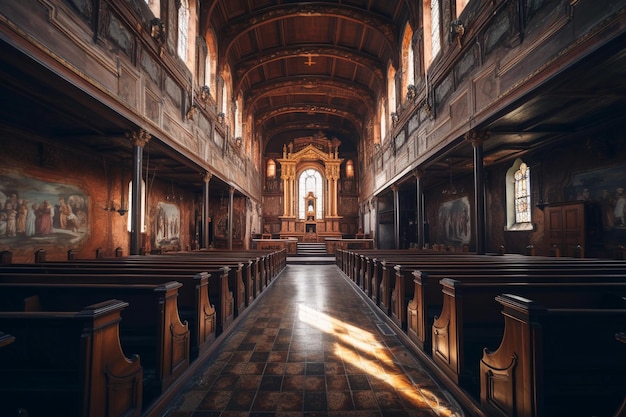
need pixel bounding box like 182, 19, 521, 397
276, 134, 344, 242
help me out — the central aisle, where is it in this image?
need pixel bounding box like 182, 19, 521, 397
164, 264, 464, 417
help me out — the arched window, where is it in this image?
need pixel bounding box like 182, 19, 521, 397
177, 0, 189, 61
204, 28, 218, 94
298, 169, 323, 220
266, 159, 276, 179
506, 159, 533, 230
379, 98, 387, 143
345, 160, 354, 178
423, 0, 441, 69
401, 24, 415, 98
234, 93, 243, 140
387, 64, 397, 119
220, 66, 232, 125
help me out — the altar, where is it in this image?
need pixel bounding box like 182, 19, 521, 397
276, 133, 344, 242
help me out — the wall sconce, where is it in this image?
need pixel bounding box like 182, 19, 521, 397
103, 201, 127, 216
450, 19, 465, 48
166, 181, 183, 202
441, 158, 464, 195
391, 112, 399, 125
266, 158, 276, 179
346, 159, 354, 178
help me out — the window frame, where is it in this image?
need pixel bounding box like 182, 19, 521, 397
505, 159, 534, 231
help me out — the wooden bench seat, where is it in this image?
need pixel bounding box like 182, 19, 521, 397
480, 294, 626, 417
403, 267, 626, 354
432, 278, 626, 400
0, 268, 225, 357
0, 299, 143, 417
0, 281, 189, 405
42, 256, 249, 318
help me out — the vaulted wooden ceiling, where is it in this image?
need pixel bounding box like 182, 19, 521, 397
202, 0, 414, 154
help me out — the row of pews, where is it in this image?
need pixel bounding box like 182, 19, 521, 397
336, 248, 626, 417
0, 248, 286, 417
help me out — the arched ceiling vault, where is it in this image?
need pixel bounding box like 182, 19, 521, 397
201, 0, 411, 156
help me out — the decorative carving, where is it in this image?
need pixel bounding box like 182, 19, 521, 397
200, 85, 210, 102
149, 18, 166, 45
186, 105, 197, 120
406, 84, 417, 101
125, 128, 151, 147
450, 19, 465, 48
464, 129, 490, 147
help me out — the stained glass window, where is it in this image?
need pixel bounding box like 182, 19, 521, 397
514, 163, 531, 223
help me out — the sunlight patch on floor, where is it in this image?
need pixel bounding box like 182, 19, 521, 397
298, 304, 463, 416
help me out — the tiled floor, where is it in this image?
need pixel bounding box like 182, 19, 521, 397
163, 264, 465, 417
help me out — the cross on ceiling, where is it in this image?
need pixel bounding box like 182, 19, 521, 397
304, 54, 316, 66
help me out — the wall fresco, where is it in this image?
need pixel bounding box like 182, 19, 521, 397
0, 172, 89, 249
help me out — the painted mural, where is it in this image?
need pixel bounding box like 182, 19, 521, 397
0, 172, 89, 249
154, 202, 180, 250
438, 196, 471, 247
565, 164, 626, 231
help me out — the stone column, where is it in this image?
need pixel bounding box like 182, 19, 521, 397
228, 186, 235, 250
126, 129, 150, 255
392, 185, 400, 249
373, 197, 379, 248
414, 170, 425, 249
466, 130, 489, 254
202, 172, 212, 248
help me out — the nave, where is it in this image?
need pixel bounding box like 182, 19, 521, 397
164, 263, 464, 417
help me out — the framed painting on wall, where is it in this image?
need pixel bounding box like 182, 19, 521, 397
438, 196, 471, 247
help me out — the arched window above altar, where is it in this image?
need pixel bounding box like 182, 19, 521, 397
298, 169, 323, 220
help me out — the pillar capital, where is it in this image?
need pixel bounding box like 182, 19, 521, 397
126, 128, 151, 147
412, 169, 425, 180
464, 129, 489, 147
203, 172, 213, 183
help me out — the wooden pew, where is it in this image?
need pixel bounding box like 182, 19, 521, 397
65, 255, 248, 318
480, 294, 626, 417
432, 278, 626, 400
403, 267, 626, 354
375, 255, 626, 337
0, 281, 190, 404
0, 267, 223, 357
0, 299, 143, 417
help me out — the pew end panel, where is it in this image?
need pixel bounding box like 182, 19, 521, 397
432, 279, 505, 397
152, 281, 191, 393
0, 300, 143, 417
192, 272, 217, 357
481, 294, 626, 417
